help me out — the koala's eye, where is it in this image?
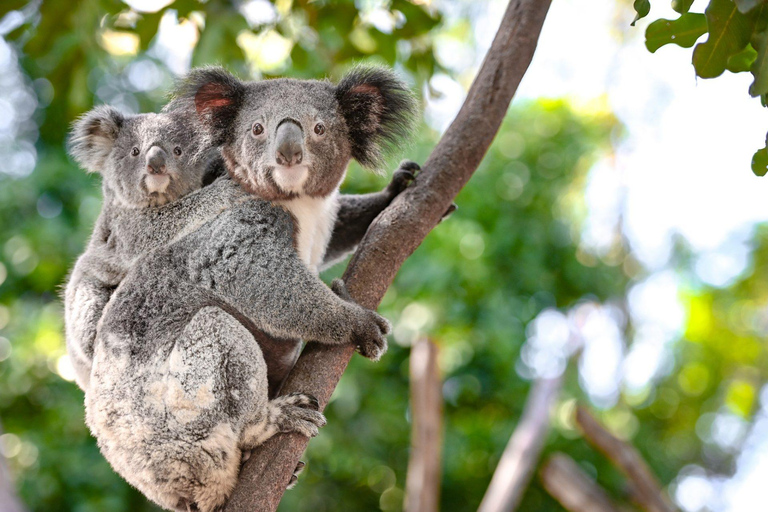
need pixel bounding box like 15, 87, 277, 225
314, 123, 325, 136
173, 147, 182, 156
252, 123, 264, 136
131, 147, 140, 157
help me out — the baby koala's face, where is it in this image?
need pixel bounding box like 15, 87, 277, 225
69, 107, 211, 208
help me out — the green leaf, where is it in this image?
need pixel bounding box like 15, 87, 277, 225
672, 0, 695, 14
133, 10, 164, 52
632, 0, 652, 26
727, 42, 757, 70
750, 28, 768, 94
645, 13, 707, 52
735, 0, 764, 14
752, 139, 768, 175
693, 0, 754, 78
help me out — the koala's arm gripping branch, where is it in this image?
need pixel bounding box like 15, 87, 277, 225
224, 1, 552, 509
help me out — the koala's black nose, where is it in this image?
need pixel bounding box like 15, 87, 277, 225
275, 121, 304, 167
146, 146, 168, 175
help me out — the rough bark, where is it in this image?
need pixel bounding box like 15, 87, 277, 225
403, 339, 442, 512
540, 453, 619, 512
575, 406, 676, 512
224, 1, 553, 509
476, 376, 562, 512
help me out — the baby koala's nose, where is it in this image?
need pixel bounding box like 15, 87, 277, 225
275, 121, 304, 167
146, 146, 168, 175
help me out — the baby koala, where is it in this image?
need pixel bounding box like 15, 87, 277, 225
64, 106, 415, 393
64, 107, 248, 391
84, 66, 416, 511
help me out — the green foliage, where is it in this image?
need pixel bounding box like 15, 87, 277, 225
639, 0, 768, 175
645, 13, 707, 52
632, 0, 652, 26
692, 0, 755, 78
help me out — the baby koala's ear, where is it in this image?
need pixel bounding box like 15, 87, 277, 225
172, 66, 245, 145
335, 66, 416, 171
68, 106, 124, 172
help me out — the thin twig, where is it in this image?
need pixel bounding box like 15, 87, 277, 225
540, 453, 619, 512
224, 1, 553, 509
477, 376, 563, 512
404, 339, 442, 512
575, 406, 676, 512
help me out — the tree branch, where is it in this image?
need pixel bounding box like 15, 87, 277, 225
476, 376, 563, 512
225, 1, 553, 509
540, 453, 619, 512
404, 339, 442, 512
575, 406, 676, 512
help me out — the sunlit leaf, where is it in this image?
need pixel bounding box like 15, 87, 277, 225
749, 5, 768, 96
751, 140, 768, 175
645, 13, 707, 52
632, 0, 652, 26
727, 42, 757, 71
693, 0, 754, 78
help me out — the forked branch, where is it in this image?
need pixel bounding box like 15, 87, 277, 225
225, 1, 553, 509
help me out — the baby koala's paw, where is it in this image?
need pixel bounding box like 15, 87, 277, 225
386, 160, 420, 197
331, 279, 391, 361
272, 392, 326, 439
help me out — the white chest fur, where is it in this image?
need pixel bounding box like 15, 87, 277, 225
277, 192, 339, 274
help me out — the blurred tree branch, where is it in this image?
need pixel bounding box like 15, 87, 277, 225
404, 339, 442, 512
540, 453, 620, 512
576, 406, 677, 512
477, 376, 563, 512
226, 0, 553, 509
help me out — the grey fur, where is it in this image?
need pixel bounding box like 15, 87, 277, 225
64, 107, 413, 392
74, 66, 415, 511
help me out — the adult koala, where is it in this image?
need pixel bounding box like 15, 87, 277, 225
85, 66, 416, 512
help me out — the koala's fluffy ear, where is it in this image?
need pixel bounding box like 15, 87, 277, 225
68, 106, 124, 172
335, 66, 416, 170
173, 67, 245, 144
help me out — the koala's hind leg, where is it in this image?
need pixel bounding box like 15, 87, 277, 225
239, 392, 326, 451
158, 306, 270, 512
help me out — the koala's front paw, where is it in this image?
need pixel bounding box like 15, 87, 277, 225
386, 160, 420, 197
331, 279, 390, 360
353, 309, 391, 361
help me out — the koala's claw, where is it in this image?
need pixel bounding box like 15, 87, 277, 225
273, 392, 327, 438
387, 160, 420, 196
399, 159, 421, 172
331, 279, 390, 361
354, 310, 390, 361
286, 461, 306, 490
305, 395, 320, 411
442, 203, 457, 221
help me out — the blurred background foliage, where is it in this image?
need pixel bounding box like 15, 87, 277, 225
0, 0, 767, 511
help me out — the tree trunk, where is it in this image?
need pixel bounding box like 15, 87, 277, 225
224, 1, 553, 509
403, 339, 442, 512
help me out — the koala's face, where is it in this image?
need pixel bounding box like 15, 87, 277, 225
69, 108, 212, 208
175, 67, 415, 201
